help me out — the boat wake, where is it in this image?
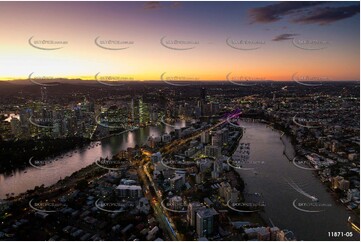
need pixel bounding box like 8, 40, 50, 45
285, 177, 318, 202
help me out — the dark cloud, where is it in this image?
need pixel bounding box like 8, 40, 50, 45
249, 2, 327, 23
143, 2, 162, 10
292, 5, 360, 25
272, 33, 299, 41
143, 1, 183, 10
171, 2, 182, 9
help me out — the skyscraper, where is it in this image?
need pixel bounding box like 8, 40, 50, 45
200, 87, 206, 101
41, 87, 47, 103
196, 208, 219, 238
187, 202, 204, 227
130, 98, 135, 124
201, 131, 210, 144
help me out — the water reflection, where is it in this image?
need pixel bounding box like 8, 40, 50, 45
0, 122, 185, 199
235, 120, 356, 241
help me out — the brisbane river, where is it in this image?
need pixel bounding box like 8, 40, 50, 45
0, 120, 358, 240
0, 124, 180, 199
233, 120, 358, 241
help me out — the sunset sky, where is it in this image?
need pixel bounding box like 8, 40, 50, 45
0, 1, 359, 81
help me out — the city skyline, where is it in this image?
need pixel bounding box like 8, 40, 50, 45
0, 1, 359, 241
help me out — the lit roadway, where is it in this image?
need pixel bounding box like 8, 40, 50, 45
137, 161, 178, 241
137, 118, 228, 240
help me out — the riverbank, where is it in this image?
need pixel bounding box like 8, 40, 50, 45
227, 122, 269, 228
239, 118, 359, 235
95, 127, 140, 141
4, 159, 108, 203
2, 122, 157, 174
0, 137, 91, 174
0, 123, 185, 199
